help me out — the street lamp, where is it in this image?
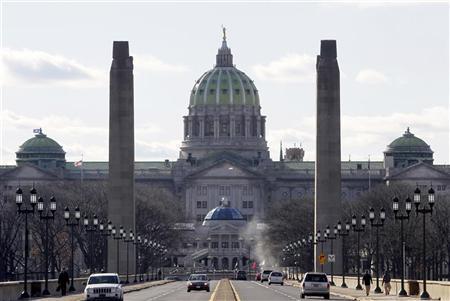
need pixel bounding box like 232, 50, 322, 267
133, 234, 141, 283
351, 214, 366, 290
414, 185, 435, 300
369, 207, 385, 294
123, 229, 134, 284
64, 206, 81, 292
99, 220, 113, 272
247, 237, 255, 277
316, 230, 326, 273
83, 214, 99, 273
37, 196, 57, 295
337, 221, 350, 288
15, 186, 37, 299
392, 196, 411, 296
111, 225, 123, 277
326, 225, 338, 286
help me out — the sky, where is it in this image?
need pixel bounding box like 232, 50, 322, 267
0, 1, 449, 165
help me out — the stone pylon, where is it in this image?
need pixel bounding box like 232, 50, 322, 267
108, 41, 135, 275
314, 40, 342, 275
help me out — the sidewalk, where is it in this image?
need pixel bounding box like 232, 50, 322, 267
285, 280, 441, 301
31, 280, 173, 301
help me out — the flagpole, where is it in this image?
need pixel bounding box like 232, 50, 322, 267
368, 154, 371, 192
80, 154, 84, 204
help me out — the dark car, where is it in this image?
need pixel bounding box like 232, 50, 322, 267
187, 274, 210, 292
235, 270, 247, 280
164, 276, 182, 281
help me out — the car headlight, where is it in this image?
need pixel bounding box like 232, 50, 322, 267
188, 282, 192, 286
204, 282, 209, 286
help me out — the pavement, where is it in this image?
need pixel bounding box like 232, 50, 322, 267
31, 280, 173, 301
286, 280, 441, 301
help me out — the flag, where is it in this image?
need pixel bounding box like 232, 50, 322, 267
251, 261, 257, 270
74, 160, 83, 167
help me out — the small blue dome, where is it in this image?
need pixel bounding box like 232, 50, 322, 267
204, 206, 245, 221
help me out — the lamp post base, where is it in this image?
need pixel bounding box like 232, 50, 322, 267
374, 286, 382, 293
42, 289, 51, 295
69, 285, 76, 292
19, 291, 30, 299
341, 282, 347, 288
330, 281, 335, 286
398, 289, 408, 296
355, 283, 363, 290
420, 291, 430, 299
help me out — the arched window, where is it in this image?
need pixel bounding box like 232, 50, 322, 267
221, 257, 229, 270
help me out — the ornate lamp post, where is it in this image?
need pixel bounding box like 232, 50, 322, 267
64, 206, 81, 292
316, 230, 326, 273
351, 214, 366, 290
83, 214, 98, 273
133, 234, 141, 283
247, 237, 254, 277
414, 186, 435, 300
393, 196, 411, 296
123, 229, 134, 284
37, 196, 56, 295
326, 225, 338, 286
111, 225, 124, 277
337, 220, 350, 288
98, 220, 113, 272
15, 186, 37, 299
369, 207, 385, 293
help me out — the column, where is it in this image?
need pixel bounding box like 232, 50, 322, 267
256, 116, 261, 138
245, 116, 250, 139
230, 115, 235, 138
188, 116, 193, 138
214, 116, 219, 138
199, 116, 205, 138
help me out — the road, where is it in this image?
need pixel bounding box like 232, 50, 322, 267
126, 280, 218, 301
124, 280, 351, 301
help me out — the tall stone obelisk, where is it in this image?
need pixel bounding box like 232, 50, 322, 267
315, 40, 342, 274
108, 41, 135, 274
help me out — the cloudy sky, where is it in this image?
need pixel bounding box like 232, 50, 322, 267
0, 1, 449, 164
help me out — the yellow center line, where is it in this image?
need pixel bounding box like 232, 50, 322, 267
229, 280, 242, 301
208, 279, 222, 301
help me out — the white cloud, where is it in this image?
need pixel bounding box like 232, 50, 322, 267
267, 106, 449, 162
0, 48, 106, 87
252, 53, 316, 84
134, 54, 189, 73
355, 69, 388, 84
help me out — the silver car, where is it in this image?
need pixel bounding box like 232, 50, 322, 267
300, 272, 330, 299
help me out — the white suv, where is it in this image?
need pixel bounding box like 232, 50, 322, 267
84, 273, 123, 301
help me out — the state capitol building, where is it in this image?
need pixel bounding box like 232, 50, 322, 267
1, 34, 449, 269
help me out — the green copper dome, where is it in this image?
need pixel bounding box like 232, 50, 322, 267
189, 30, 260, 107
18, 132, 65, 154
16, 129, 66, 169
387, 128, 431, 151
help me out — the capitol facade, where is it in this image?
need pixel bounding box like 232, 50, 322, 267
1, 34, 449, 269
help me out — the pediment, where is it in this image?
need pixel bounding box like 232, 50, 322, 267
190, 161, 259, 179
0, 164, 58, 181
388, 163, 450, 180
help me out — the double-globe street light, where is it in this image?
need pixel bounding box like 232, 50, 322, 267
133, 234, 142, 283
392, 196, 412, 296
413, 186, 435, 300
337, 221, 351, 288
325, 225, 338, 286
83, 214, 99, 273
351, 214, 366, 290
98, 220, 113, 272
122, 229, 134, 284
64, 206, 81, 292
316, 230, 327, 273
369, 207, 385, 294
37, 196, 57, 296
15, 186, 37, 299
111, 225, 124, 277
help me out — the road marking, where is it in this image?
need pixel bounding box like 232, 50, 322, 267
229, 280, 242, 301
208, 279, 222, 301
251, 281, 301, 301
144, 282, 185, 301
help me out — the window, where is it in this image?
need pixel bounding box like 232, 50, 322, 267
199, 89, 204, 94
234, 89, 240, 95
209, 89, 215, 95
193, 242, 198, 248
211, 242, 219, 249
196, 186, 202, 195
222, 89, 228, 94
242, 201, 248, 208
245, 89, 250, 95
221, 242, 229, 249
202, 201, 207, 208
231, 242, 240, 249
248, 201, 254, 208
357, 164, 362, 170
196, 214, 205, 222
219, 186, 225, 195
202, 242, 208, 248
248, 215, 253, 221
202, 186, 207, 195
243, 186, 248, 195
196, 201, 202, 208
225, 186, 230, 195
